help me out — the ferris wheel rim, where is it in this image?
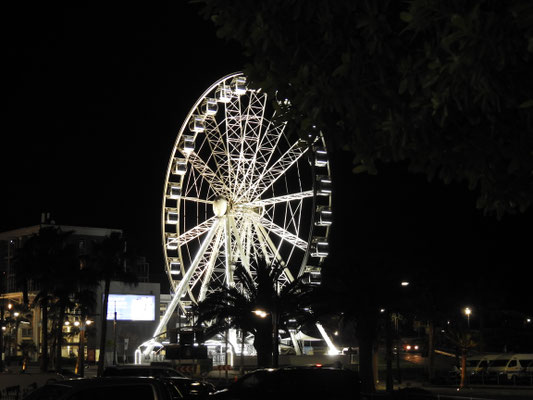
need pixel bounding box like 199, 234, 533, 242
161, 72, 332, 304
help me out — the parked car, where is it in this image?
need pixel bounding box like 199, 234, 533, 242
103, 365, 214, 398
160, 376, 215, 398
212, 366, 361, 400
22, 377, 178, 400
102, 365, 186, 378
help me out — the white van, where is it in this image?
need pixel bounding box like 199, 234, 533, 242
504, 354, 533, 383
469, 354, 501, 381
486, 353, 533, 383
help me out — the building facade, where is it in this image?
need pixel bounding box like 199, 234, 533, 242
0, 218, 156, 366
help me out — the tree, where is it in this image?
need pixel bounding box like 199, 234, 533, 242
93, 232, 137, 376
18, 341, 37, 372
49, 240, 82, 372
197, 0, 533, 217
195, 258, 313, 367
446, 328, 478, 389
14, 226, 75, 372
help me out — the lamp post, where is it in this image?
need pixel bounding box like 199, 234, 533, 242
464, 307, 472, 328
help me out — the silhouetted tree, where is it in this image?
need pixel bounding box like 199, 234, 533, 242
197, 0, 533, 217
14, 226, 75, 372
195, 258, 313, 367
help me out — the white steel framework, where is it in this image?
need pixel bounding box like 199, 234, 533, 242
139, 73, 334, 358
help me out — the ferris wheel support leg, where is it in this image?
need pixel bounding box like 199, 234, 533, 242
316, 322, 340, 355
224, 216, 235, 288
144, 218, 222, 356
228, 216, 253, 278
289, 331, 302, 355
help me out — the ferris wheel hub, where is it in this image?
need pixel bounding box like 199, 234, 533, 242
213, 196, 229, 217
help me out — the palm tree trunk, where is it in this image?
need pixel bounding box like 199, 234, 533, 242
40, 300, 49, 372
385, 310, 393, 392
254, 324, 272, 368
97, 279, 110, 376
55, 305, 66, 372
427, 321, 435, 382
356, 311, 377, 394
459, 349, 467, 389
77, 322, 86, 377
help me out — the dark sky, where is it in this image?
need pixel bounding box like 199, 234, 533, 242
3, 1, 243, 286
3, 1, 531, 302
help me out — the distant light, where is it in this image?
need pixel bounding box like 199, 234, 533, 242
380, 309, 385, 313
74, 321, 80, 327
252, 309, 268, 318
401, 281, 409, 287
64, 321, 70, 326
334, 331, 338, 336
315, 363, 323, 368
86, 320, 93, 326
526, 318, 531, 323
464, 307, 472, 316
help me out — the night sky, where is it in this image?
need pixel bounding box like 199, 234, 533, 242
3, 2, 532, 301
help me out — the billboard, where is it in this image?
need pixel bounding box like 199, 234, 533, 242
106, 294, 155, 321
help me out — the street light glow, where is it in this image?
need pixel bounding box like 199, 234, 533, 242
252, 309, 268, 318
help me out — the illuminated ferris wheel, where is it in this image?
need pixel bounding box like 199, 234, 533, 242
145, 72, 333, 354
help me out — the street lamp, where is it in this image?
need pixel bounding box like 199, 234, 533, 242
464, 307, 472, 328
252, 308, 279, 368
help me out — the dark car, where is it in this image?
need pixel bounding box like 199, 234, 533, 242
22, 377, 177, 400
102, 365, 186, 378
161, 376, 215, 399
103, 365, 214, 398
213, 366, 361, 400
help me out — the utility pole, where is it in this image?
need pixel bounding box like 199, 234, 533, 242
113, 303, 117, 366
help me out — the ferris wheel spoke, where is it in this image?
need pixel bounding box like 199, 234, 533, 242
253, 221, 294, 284
186, 151, 231, 197
240, 190, 313, 208
243, 140, 309, 201
228, 215, 253, 278
192, 226, 224, 302
197, 227, 224, 302
204, 117, 232, 188
180, 196, 214, 205
233, 91, 269, 197
234, 120, 286, 205
172, 216, 217, 247
155, 217, 222, 338
255, 215, 308, 252
223, 216, 235, 288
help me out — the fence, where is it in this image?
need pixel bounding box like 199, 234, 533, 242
0, 383, 37, 400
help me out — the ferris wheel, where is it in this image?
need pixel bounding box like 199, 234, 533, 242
146, 72, 333, 353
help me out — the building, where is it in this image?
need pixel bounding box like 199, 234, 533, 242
0, 216, 156, 366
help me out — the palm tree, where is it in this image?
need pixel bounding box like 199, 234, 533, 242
18, 341, 37, 372
14, 226, 74, 372
49, 240, 83, 372
93, 232, 137, 376
195, 258, 313, 368
73, 259, 99, 377
446, 327, 478, 389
